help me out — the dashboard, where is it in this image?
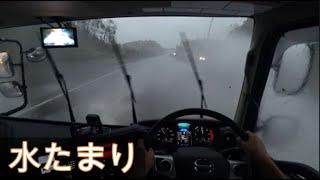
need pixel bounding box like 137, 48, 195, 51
152, 119, 238, 151
3, 116, 318, 179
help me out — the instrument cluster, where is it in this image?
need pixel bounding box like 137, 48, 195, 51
154, 120, 237, 149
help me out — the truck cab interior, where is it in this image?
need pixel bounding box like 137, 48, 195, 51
0, 1, 319, 179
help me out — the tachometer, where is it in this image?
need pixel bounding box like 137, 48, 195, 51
155, 127, 175, 144
193, 125, 213, 145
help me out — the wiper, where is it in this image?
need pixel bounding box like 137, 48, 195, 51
179, 32, 208, 115
45, 50, 76, 124
109, 37, 138, 124
38, 17, 77, 136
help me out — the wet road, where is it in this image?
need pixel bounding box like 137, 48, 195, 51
14, 51, 245, 125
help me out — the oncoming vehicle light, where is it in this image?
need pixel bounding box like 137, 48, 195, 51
199, 56, 206, 61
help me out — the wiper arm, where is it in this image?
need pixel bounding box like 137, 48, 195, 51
179, 32, 208, 112
109, 37, 138, 124
45, 49, 76, 124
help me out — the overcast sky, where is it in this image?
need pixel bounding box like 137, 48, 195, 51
113, 17, 247, 48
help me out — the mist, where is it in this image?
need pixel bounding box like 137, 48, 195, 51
0, 16, 252, 123
114, 17, 247, 48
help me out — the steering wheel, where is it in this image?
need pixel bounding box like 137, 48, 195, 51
148, 108, 250, 179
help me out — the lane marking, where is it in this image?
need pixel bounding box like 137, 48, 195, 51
14, 56, 168, 116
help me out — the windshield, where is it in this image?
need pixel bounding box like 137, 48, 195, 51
0, 17, 253, 125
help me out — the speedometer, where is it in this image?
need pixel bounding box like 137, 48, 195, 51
155, 127, 175, 144
193, 125, 213, 145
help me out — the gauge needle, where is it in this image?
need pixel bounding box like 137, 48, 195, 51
161, 128, 165, 134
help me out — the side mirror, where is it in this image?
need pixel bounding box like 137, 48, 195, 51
273, 43, 312, 95
0, 39, 27, 116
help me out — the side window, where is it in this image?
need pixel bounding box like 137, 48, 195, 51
257, 26, 319, 170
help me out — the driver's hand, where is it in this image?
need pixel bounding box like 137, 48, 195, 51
239, 131, 287, 179
239, 131, 269, 161
129, 139, 155, 179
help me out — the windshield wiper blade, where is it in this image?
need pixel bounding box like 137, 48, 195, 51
109, 37, 138, 124
45, 49, 76, 124
179, 32, 208, 112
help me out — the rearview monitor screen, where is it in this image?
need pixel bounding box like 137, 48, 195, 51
40, 28, 78, 48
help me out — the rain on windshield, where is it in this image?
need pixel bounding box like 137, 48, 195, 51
0, 17, 253, 125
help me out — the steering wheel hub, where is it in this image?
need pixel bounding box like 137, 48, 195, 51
173, 147, 230, 178
194, 158, 214, 174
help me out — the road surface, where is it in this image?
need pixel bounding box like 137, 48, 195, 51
15, 52, 244, 126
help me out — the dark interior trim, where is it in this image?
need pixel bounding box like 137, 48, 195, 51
0, 116, 124, 128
